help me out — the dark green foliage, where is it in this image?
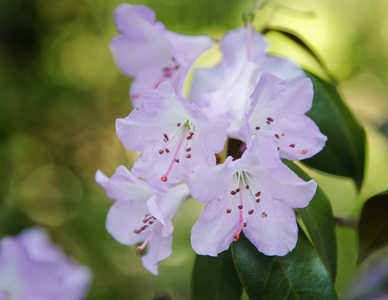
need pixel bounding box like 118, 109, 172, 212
358, 191, 388, 264
192, 249, 243, 300
303, 72, 366, 189
232, 230, 337, 300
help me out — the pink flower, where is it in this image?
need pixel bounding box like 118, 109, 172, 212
0, 228, 91, 300
238, 72, 327, 160
116, 82, 229, 191
96, 166, 190, 275
189, 27, 306, 137
187, 137, 317, 257
110, 4, 212, 105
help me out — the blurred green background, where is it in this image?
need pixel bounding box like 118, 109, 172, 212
1, 0, 388, 299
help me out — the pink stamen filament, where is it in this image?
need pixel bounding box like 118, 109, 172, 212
133, 79, 164, 100
137, 223, 161, 252
233, 182, 244, 241
161, 128, 189, 182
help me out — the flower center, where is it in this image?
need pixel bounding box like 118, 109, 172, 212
134, 214, 161, 252
159, 120, 195, 182
226, 172, 268, 241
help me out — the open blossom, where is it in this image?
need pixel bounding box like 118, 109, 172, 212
187, 136, 317, 257
96, 165, 190, 275
0, 228, 91, 300
116, 82, 229, 191
238, 72, 327, 161
189, 27, 306, 136
110, 3, 213, 104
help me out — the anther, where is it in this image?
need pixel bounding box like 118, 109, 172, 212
248, 209, 254, 215
165, 148, 170, 153
274, 134, 280, 139
163, 133, 169, 142
255, 126, 260, 130
289, 144, 295, 148
161, 175, 168, 182
243, 222, 247, 227
301, 149, 308, 154
231, 191, 236, 195
143, 215, 153, 223
235, 188, 240, 193
226, 209, 232, 214
255, 191, 261, 197
261, 212, 267, 218
267, 117, 274, 122
177, 123, 181, 127
186, 154, 191, 159
238, 205, 243, 210
281, 133, 286, 136
175, 158, 180, 163
159, 150, 164, 154
256, 199, 260, 203
186, 147, 191, 152
233, 233, 239, 241
246, 185, 250, 189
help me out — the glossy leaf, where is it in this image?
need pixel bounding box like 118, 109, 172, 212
358, 190, 388, 264
232, 229, 337, 300
303, 72, 366, 189
191, 248, 243, 300
284, 161, 337, 281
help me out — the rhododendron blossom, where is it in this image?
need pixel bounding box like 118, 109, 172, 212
190, 27, 306, 137
238, 72, 327, 160
0, 228, 91, 300
187, 137, 317, 256
97, 2, 331, 277
110, 3, 212, 105
116, 82, 229, 191
96, 165, 190, 275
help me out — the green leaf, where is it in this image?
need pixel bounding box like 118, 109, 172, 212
232, 229, 337, 300
284, 161, 337, 281
191, 248, 243, 300
303, 72, 366, 189
358, 190, 388, 264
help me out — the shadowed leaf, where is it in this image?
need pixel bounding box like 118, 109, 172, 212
192, 248, 243, 300
358, 190, 388, 264
303, 72, 366, 189
284, 161, 337, 281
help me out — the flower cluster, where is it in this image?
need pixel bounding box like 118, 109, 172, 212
0, 228, 91, 300
97, 3, 327, 275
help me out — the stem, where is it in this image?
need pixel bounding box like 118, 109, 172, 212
334, 216, 359, 228
267, 0, 315, 17
252, 0, 265, 14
